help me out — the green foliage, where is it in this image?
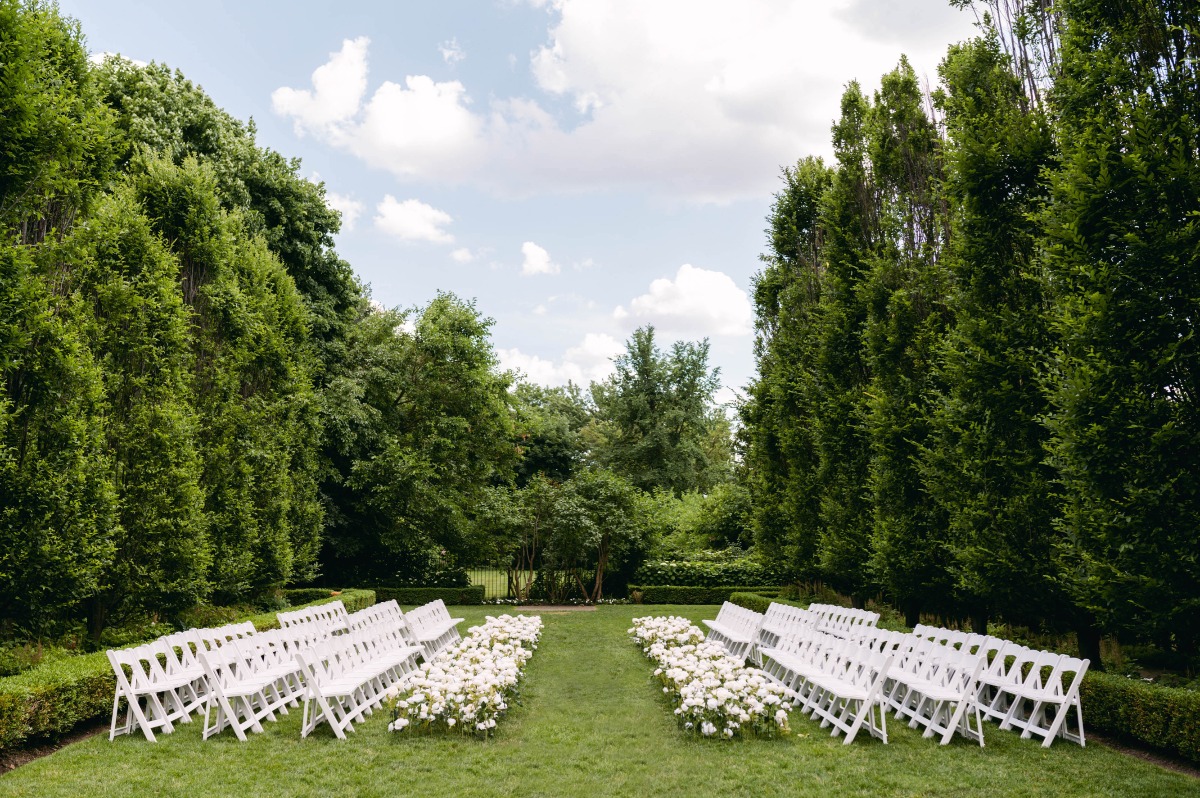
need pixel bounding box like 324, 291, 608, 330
1081, 672, 1200, 765
57, 183, 210, 637
630, 586, 781, 605
591, 326, 726, 494
319, 294, 516, 586
1042, 0, 1200, 654
371, 586, 485, 606
922, 35, 1061, 629
512, 382, 590, 485
634, 558, 787, 588
743, 157, 832, 577
0, 0, 115, 240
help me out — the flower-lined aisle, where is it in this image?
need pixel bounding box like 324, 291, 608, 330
629, 615, 791, 739
388, 614, 543, 737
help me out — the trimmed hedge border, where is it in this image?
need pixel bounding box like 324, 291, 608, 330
0, 589, 375, 753
629, 585, 781, 605
371, 586, 485, 606
731, 590, 1200, 766
1081, 671, 1200, 766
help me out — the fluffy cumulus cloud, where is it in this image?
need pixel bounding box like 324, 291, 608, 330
271, 37, 369, 136
520, 241, 559, 276
325, 191, 364, 232
498, 332, 623, 386
615, 264, 753, 337
374, 196, 454, 243
272, 2, 975, 202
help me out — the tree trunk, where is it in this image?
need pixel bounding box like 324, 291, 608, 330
1076, 616, 1103, 670
904, 602, 921, 629
87, 597, 108, 647
970, 609, 989, 636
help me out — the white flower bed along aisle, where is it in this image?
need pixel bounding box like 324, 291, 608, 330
388, 614, 542, 737
630, 616, 791, 739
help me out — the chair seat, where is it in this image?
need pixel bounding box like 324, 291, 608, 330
702, 620, 752, 643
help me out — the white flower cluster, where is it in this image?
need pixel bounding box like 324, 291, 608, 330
627, 614, 705, 650
629, 615, 791, 739
388, 614, 542, 737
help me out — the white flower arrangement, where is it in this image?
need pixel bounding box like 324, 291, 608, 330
388, 614, 543, 737
630, 615, 791, 739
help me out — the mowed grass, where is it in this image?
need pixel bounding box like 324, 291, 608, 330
467, 568, 509, 599
1, 606, 1196, 798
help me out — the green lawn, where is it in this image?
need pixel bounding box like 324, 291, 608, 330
467, 568, 510, 599
1, 606, 1195, 798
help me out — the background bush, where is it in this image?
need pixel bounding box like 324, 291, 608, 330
632, 558, 787, 588
371, 586, 484, 606
629, 585, 781, 605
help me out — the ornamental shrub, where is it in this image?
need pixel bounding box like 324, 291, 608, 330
630, 586, 781, 605
633, 558, 788, 588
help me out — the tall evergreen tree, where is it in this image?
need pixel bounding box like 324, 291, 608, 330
924, 33, 1061, 634
1043, 0, 1200, 654
813, 83, 878, 601
744, 157, 832, 577
860, 58, 954, 625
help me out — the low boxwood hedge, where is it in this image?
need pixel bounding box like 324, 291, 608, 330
628, 585, 781, 605
633, 559, 789, 588
371, 586, 485, 606
281, 587, 339, 605
1081, 671, 1200, 765
0, 589, 375, 753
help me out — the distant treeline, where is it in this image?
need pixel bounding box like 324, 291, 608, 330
742, 0, 1199, 659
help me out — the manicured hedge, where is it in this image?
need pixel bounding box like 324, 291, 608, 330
1081, 671, 1200, 766
372, 586, 485, 606
633, 559, 789, 588
0, 589, 375, 753
629, 585, 781, 605
282, 587, 338, 605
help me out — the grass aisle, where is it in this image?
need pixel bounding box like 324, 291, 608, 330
1, 606, 1197, 797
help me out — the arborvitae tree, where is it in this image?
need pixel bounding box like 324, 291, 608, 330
0, 0, 117, 634
1043, 0, 1200, 655
813, 83, 878, 601
132, 155, 321, 601
60, 184, 210, 639
0, 244, 116, 635
923, 35, 1061, 635
591, 326, 724, 495
93, 58, 363, 381
860, 58, 954, 625
743, 156, 832, 577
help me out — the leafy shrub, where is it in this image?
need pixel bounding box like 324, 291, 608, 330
1081, 671, 1200, 765
629, 586, 781, 605
633, 558, 787, 588
282, 588, 337, 605
0, 589, 374, 753
372, 586, 484, 606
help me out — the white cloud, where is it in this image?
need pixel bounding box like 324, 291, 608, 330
615, 264, 753, 337
89, 51, 149, 68
325, 191, 364, 232
498, 332, 623, 386
272, 3, 974, 202
271, 37, 369, 136
450, 247, 476, 263
374, 196, 454, 243
439, 38, 466, 65
520, 241, 560, 276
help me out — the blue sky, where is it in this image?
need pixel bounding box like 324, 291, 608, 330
62, 0, 979, 403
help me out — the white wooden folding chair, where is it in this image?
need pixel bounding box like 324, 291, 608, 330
107, 644, 194, 741
1000, 653, 1088, 747
198, 641, 289, 741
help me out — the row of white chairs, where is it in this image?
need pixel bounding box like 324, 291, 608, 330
752, 604, 1088, 748
108, 598, 463, 742
295, 621, 423, 739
